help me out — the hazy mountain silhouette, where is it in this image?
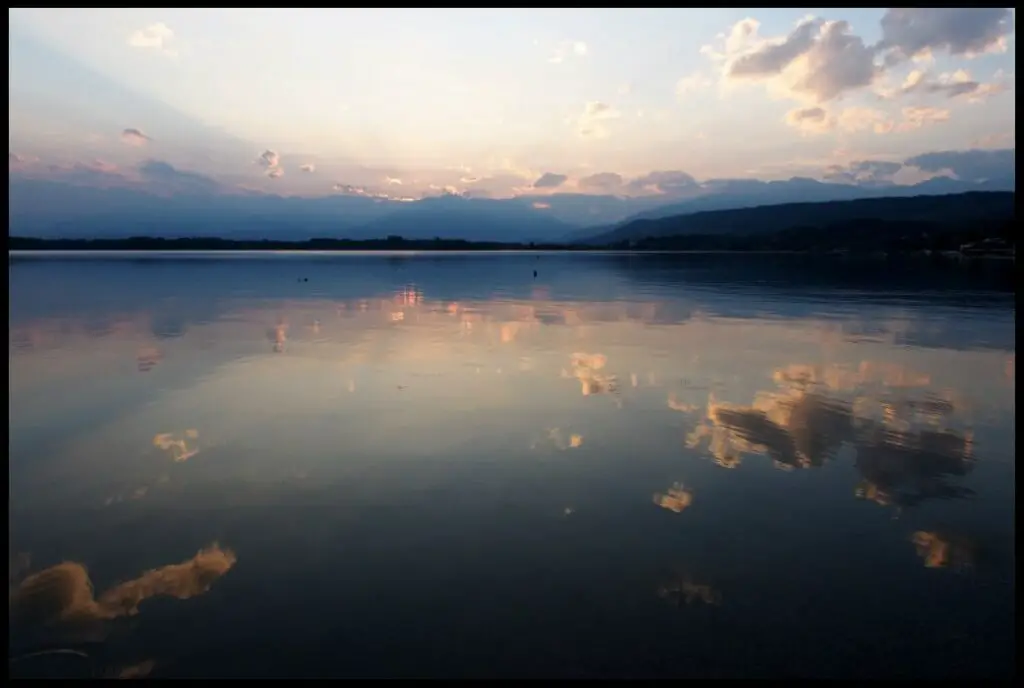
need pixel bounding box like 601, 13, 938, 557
582, 191, 1014, 247
577, 175, 1015, 242
8, 178, 396, 240
10, 174, 1016, 243
343, 193, 577, 242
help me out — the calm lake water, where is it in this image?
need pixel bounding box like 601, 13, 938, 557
8, 252, 1016, 679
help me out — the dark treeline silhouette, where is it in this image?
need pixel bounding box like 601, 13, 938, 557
611, 217, 1015, 254
7, 235, 585, 252
9, 219, 1014, 256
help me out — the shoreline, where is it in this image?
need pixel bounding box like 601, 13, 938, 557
7, 247, 1014, 259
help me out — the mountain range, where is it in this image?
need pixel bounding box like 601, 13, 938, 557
585, 190, 1015, 247
7, 172, 1016, 244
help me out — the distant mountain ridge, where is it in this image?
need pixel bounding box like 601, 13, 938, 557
575, 175, 1015, 243
8, 171, 1015, 243
342, 194, 576, 242
581, 191, 1015, 247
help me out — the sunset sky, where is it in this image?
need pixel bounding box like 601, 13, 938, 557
8, 8, 1016, 200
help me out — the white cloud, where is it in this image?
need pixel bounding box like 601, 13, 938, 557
895, 106, 950, 132
548, 40, 589, 64
127, 23, 178, 58
784, 104, 952, 136
573, 101, 621, 139
836, 107, 894, 134
333, 183, 383, 197
885, 67, 1013, 103
676, 72, 713, 100
300, 163, 316, 173
722, 17, 880, 104
704, 9, 1016, 111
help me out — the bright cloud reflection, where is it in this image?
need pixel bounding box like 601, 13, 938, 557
6, 281, 1013, 520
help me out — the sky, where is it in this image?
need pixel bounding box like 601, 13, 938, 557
8, 8, 1017, 201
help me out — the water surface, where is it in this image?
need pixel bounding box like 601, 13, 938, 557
8, 253, 1016, 678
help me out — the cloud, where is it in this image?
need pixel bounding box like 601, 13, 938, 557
574, 101, 621, 138
972, 130, 1015, 149
333, 183, 368, 195
784, 104, 951, 136
896, 106, 950, 131
332, 183, 391, 199
627, 170, 698, 195
549, 40, 588, 64
385, 176, 403, 185
709, 10, 1013, 109
299, 163, 316, 173
257, 150, 280, 169
677, 72, 714, 99
578, 172, 625, 192
126, 22, 177, 58
834, 107, 894, 134
823, 160, 903, 185
905, 148, 1015, 182
785, 106, 833, 135
256, 149, 283, 178
457, 171, 532, 199
722, 17, 880, 103
121, 128, 152, 146
728, 17, 821, 78
533, 172, 568, 189
708, 9, 1015, 112
422, 184, 465, 199
894, 68, 1012, 102
878, 8, 1014, 64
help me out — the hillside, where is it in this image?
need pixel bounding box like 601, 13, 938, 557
582, 191, 1015, 247
576, 177, 1015, 243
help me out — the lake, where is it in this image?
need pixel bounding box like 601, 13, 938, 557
8, 252, 1016, 679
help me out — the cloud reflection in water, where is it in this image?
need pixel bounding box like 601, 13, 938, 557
7, 255, 1015, 679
